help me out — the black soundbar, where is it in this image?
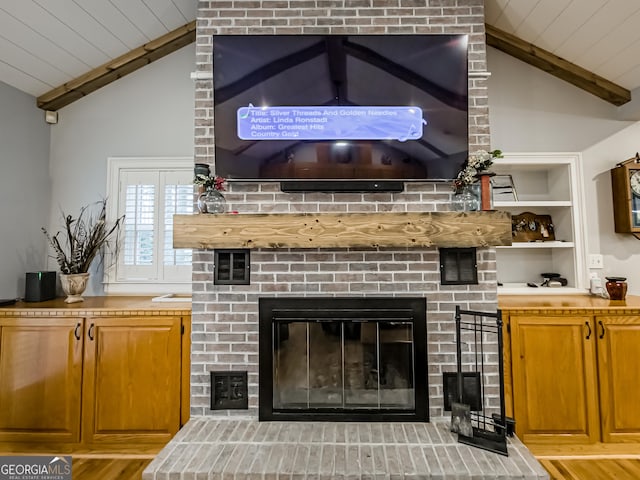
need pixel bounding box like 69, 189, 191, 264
279, 181, 404, 193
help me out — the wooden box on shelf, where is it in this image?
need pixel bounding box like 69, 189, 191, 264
511, 212, 555, 243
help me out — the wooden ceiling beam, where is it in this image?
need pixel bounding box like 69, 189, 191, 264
485, 23, 631, 106
37, 20, 196, 111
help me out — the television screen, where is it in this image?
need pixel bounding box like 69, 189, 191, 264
213, 34, 468, 182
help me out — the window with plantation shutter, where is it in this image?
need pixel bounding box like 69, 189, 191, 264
105, 157, 193, 294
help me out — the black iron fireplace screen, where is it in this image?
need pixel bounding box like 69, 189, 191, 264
259, 297, 428, 421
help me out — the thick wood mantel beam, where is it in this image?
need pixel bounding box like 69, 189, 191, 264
173, 211, 512, 250
485, 23, 631, 106
37, 21, 196, 111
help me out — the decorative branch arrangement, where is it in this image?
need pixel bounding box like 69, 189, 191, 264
42, 199, 125, 274
453, 149, 503, 193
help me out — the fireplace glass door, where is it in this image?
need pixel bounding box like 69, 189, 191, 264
274, 319, 415, 410
259, 298, 427, 421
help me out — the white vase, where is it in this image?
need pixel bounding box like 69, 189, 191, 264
60, 273, 90, 303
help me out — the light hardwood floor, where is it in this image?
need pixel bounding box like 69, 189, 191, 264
540, 458, 640, 480
529, 442, 640, 479
67, 455, 640, 480
71, 457, 153, 480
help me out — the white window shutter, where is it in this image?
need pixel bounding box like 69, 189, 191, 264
160, 170, 193, 282
118, 170, 159, 281
106, 157, 193, 293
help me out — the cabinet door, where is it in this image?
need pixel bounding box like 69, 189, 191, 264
597, 316, 640, 442
0, 317, 83, 443
511, 315, 600, 444
82, 316, 181, 445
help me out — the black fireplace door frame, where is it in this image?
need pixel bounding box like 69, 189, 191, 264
258, 297, 428, 422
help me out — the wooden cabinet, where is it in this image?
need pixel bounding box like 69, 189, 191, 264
509, 315, 600, 444
501, 296, 640, 447
82, 316, 182, 445
0, 317, 84, 443
596, 315, 640, 442
0, 297, 190, 450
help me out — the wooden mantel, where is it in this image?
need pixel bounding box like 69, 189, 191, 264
173, 211, 512, 249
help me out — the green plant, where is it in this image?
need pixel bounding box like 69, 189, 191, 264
42, 199, 125, 274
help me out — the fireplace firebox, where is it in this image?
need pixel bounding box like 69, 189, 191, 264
258, 297, 428, 421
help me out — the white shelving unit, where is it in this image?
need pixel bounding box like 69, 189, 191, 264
492, 153, 588, 295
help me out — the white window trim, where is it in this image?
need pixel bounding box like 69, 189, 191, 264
104, 156, 193, 295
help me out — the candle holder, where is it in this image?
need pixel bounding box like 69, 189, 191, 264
477, 172, 495, 211
605, 277, 628, 300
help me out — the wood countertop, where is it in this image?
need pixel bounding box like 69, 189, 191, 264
0, 296, 191, 317
5, 294, 638, 316
498, 294, 640, 314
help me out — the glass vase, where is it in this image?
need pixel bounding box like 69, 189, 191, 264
452, 185, 479, 212
198, 188, 227, 214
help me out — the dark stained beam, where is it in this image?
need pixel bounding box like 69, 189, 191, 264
37, 21, 196, 111
485, 23, 631, 106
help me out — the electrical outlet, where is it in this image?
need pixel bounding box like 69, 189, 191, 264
588, 254, 604, 269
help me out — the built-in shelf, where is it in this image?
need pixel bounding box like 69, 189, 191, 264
498, 284, 588, 295
494, 200, 572, 208
173, 211, 512, 250
496, 241, 575, 249
492, 153, 587, 294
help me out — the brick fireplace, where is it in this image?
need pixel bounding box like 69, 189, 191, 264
141, 1, 550, 478
190, 0, 497, 422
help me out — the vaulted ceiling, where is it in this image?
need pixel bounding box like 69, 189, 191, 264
0, 1, 638, 109
485, 0, 640, 94
0, 0, 195, 106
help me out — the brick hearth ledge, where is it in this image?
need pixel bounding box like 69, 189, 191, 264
142, 418, 548, 479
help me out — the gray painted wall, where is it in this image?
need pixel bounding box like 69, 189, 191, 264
487, 47, 640, 294
582, 125, 640, 295
488, 48, 634, 152
0, 81, 50, 300
47, 43, 195, 296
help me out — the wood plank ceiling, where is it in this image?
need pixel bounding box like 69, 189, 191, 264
485, 24, 630, 106
0, 1, 638, 109
485, 0, 640, 102
36, 20, 195, 111
0, 0, 195, 102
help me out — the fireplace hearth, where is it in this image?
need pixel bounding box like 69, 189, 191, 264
258, 297, 428, 422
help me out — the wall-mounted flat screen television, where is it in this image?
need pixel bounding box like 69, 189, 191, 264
212, 34, 468, 186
